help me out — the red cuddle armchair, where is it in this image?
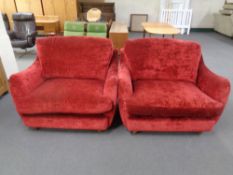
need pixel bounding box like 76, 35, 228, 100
10, 36, 118, 131
119, 38, 230, 133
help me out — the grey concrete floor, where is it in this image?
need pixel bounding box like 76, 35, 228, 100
0, 32, 233, 175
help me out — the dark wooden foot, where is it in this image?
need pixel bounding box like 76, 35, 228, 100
195, 132, 202, 135
131, 131, 138, 134
32, 127, 41, 130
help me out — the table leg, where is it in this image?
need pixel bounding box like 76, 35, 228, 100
143, 30, 146, 38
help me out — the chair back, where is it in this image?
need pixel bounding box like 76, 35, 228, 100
64, 21, 85, 36
37, 36, 113, 80
12, 13, 36, 39
123, 38, 201, 83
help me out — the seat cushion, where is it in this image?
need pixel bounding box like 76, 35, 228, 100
126, 80, 223, 118
11, 39, 28, 48
18, 79, 113, 115
86, 32, 107, 38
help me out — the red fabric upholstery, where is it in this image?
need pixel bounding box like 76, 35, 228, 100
17, 79, 112, 114
10, 37, 118, 131
124, 38, 201, 82
22, 114, 110, 131
119, 38, 231, 132
197, 58, 231, 104
37, 36, 113, 80
126, 80, 223, 118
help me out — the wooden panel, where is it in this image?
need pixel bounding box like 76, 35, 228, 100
42, 0, 78, 31
0, 58, 8, 96
65, 0, 78, 20
35, 15, 60, 35
15, 0, 43, 15
0, 0, 17, 29
109, 22, 128, 52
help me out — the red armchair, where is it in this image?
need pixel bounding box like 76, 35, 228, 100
10, 36, 118, 131
119, 38, 230, 133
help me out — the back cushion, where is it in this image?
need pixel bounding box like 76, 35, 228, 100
124, 38, 202, 82
37, 36, 113, 80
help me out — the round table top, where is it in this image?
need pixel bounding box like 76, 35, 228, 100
142, 22, 180, 35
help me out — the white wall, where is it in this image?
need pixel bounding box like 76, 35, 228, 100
87, 0, 225, 28
0, 15, 18, 79
191, 0, 225, 28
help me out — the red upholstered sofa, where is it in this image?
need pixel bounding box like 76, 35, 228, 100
119, 38, 231, 132
10, 36, 118, 131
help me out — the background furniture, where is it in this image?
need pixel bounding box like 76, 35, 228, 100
142, 22, 180, 38
0, 57, 8, 96
0, 0, 78, 31
10, 36, 118, 131
35, 15, 60, 36
130, 14, 148, 32
79, 2, 115, 22
86, 22, 107, 38
64, 21, 85, 36
9, 13, 36, 49
119, 38, 230, 133
214, 2, 233, 38
1, 13, 10, 33
160, 9, 192, 35
78, 2, 115, 32
109, 21, 128, 51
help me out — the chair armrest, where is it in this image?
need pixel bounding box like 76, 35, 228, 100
118, 50, 133, 100
103, 50, 118, 105
9, 59, 44, 98
197, 60, 231, 104
26, 31, 37, 46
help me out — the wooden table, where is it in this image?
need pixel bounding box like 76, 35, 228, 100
0, 58, 8, 96
35, 15, 60, 36
109, 22, 128, 52
142, 22, 180, 38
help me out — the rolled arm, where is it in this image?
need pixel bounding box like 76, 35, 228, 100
103, 50, 118, 105
9, 58, 44, 98
118, 50, 133, 100
197, 60, 231, 104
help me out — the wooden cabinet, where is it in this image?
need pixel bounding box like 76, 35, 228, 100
109, 22, 128, 51
35, 15, 60, 35
0, 58, 8, 96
